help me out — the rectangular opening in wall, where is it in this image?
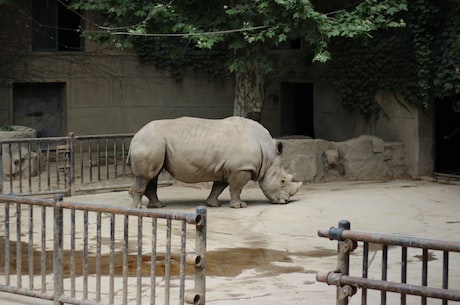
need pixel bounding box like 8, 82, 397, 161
280, 82, 314, 138
13, 82, 66, 137
32, 0, 84, 52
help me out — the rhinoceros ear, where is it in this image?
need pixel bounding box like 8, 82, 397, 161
276, 141, 283, 155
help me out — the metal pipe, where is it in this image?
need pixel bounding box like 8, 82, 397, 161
137, 217, 143, 305
53, 195, 64, 305
16, 203, 22, 288
28, 205, 34, 290
180, 220, 187, 305
381, 244, 388, 305
361, 241, 368, 305
319, 272, 460, 301
165, 219, 172, 305
401, 246, 407, 305
194, 206, 207, 305
318, 228, 460, 252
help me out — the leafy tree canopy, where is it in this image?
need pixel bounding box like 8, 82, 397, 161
70, 0, 408, 118
70, 0, 406, 74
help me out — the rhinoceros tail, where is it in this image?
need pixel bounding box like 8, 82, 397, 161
126, 143, 131, 165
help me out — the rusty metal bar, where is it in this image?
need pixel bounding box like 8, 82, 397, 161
422, 248, 428, 305
0, 195, 200, 223
109, 213, 115, 305
83, 210, 89, 300
180, 220, 187, 305
361, 241, 368, 305
27, 142, 32, 193
16, 203, 22, 289
53, 195, 64, 305
317, 272, 460, 301
401, 246, 407, 305
151, 218, 158, 305
96, 211, 102, 302
70, 208, 76, 297
194, 206, 207, 305
41, 205, 46, 293
28, 205, 33, 290
337, 220, 352, 305
165, 218, 172, 305
4, 202, 10, 286
381, 244, 388, 305
123, 214, 129, 305
137, 216, 143, 305
443, 251, 449, 305
318, 227, 460, 252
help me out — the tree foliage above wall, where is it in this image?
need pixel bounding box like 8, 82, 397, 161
329, 0, 460, 119
70, 0, 407, 119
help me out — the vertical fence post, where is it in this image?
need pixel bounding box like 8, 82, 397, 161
0, 142, 3, 194
68, 132, 76, 196
195, 206, 207, 305
337, 220, 353, 305
53, 194, 64, 305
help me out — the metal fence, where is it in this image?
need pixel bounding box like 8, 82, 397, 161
0, 133, 135, 196
316, 220, 460, 305
0, 194, 207, 305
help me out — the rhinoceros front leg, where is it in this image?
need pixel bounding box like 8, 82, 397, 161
206, 181, 229, 207
228, 171, 252, 208
145, 175, 165, 208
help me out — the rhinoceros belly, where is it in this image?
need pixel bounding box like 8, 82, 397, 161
163, 146, 229, 183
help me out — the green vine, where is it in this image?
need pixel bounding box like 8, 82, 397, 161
328, 0, 459, 119
133, 37, 231, 81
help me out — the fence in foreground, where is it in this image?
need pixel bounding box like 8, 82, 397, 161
0, 194, 207, 305
0, 133, 135, 196
317, 220, 460, 305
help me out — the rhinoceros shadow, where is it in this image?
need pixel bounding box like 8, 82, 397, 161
152, 199, 300, 208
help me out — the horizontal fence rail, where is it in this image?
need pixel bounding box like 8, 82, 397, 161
0, 133, 135, 196
0, 194, 207, 305
317, 220, 460, 305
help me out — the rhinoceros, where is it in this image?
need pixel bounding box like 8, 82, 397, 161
128, 116, 302, 208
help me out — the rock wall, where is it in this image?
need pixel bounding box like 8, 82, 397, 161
281, 135, 407, 182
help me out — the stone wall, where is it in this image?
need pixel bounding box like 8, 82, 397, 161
281, 135, 407, 182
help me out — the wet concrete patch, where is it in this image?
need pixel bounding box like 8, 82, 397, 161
0, 239, 307, 277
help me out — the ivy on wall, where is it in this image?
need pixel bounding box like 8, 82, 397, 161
328, 0, 459, 120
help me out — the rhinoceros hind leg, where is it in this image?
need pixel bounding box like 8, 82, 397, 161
206, 181, 228, 207
131, 176, 149, 208
228, 171, 251, 208
145, 175, 165, 208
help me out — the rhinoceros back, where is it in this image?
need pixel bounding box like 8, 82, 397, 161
129, 116, 277, 183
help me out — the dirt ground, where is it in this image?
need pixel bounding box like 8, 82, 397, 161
1, 178, 460, 305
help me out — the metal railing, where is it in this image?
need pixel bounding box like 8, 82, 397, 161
317, 220, 460, 305
0, 194, 207, 305
0, 133, 135, 196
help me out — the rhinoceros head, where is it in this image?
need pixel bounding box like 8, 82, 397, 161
259, 143, 302, 204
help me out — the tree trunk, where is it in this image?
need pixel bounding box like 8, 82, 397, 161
233, 60, 265, 122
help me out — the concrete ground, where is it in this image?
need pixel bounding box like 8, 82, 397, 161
1, 179, 460, 304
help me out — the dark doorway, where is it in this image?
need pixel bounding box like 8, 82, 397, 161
435, 99, 460, 175
13, 83, 66, 137
280, 82, 314, 137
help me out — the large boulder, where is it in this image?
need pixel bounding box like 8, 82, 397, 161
281, 135, 407, 182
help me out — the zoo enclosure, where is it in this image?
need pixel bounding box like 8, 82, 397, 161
0, 194, 207, 305
317, 220, 460, 305
0, 133, 136, 196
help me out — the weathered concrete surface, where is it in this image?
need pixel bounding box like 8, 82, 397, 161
282, 135, 407, 182
0, 126, 42, 179
1, 179, 459, 305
